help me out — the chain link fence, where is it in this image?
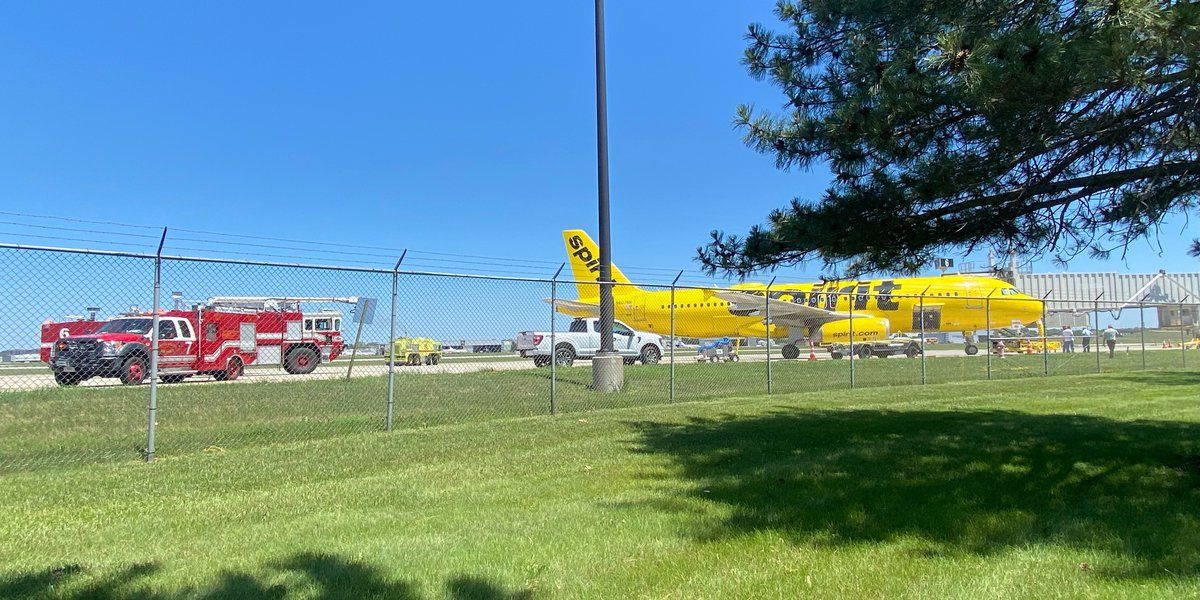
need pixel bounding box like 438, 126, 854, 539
1, 244, 1197, 473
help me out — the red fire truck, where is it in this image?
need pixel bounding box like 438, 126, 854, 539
41, 297, 352, 386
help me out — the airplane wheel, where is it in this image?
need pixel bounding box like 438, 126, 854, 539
780, 344, 800, 360
830, 351, 844, 360
964, 344, 979, 356
857, 345, 873, 359
905, 344, 920, 359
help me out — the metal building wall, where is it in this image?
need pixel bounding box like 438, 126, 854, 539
1013, 271, 1200, 303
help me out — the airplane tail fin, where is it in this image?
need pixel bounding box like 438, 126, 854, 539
562, 229, 637, 300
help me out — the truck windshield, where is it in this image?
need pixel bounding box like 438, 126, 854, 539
97, 318, 153, 334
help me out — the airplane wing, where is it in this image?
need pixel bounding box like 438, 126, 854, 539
543, 298, 599, 317
714, 290, 850, 327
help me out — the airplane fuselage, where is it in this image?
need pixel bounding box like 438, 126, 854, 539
600, 275, 1042, 341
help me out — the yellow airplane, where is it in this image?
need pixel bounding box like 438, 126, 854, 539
554, 229, 1044, 358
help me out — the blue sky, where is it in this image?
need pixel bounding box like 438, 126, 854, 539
1, 0, 1196, 287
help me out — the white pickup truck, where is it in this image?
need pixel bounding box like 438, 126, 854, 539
516, 318, 664, 367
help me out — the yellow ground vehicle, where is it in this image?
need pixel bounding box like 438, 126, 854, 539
392, 337, 442, 366
1185, 337, 1200, 350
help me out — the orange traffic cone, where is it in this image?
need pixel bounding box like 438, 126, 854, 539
808, 349, 817, 361
1026, 344, 1034, 355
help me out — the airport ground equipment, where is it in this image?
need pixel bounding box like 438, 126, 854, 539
827, 339, 922, 360
695, 338, 740, 363
392, 337, 442, 366
516, 317, 663, 368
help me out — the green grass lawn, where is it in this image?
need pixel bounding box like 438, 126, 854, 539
1, 370, 1199, 598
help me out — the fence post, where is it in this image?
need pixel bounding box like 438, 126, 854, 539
386, 250, 405, 432
849, 290, 855, 389
146, 228, 167, 462
766, 276, 776, 395
1181, 297, 1190, 369
1042, 290, 1053, 376
985, 289, 995, 380
919, 286, 930, 385
550, 263, 565, 415
669, 271, 681, 403
1139, 297, 1148, 370
1094, 293, 1103, 373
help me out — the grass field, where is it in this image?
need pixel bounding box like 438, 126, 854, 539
1, 348, 1196, 472
2, 370, 1199, 598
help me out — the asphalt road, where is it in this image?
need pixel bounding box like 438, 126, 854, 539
0, 346, 1002, 392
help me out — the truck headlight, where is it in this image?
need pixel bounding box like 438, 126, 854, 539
101, 341, 125, 355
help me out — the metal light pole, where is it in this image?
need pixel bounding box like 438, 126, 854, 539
591, 0, 623, 392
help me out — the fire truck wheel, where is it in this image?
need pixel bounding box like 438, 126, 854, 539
781, 344, 800, 360
53, 371, 82, 386
119, 355, 148, 385
285, 347, 320, 375
214, 357, 244, 381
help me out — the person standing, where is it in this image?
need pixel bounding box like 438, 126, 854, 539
1081, 326, 1092, 353
1103, 325, 1119, 358
1062, 326, 1074, 353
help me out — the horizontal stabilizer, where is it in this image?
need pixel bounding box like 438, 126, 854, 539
543, 298, 600, 317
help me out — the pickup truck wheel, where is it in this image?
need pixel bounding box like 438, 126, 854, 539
285, 347, 320, 374
554, 344, 576, 368
781, 344, 800, 360
533, 356, 551, 368
857, 344, 873, 359
905, 344, 920, 359
639, 345, 661, 365
119, 355, 148, 385
54, 370, 82, 386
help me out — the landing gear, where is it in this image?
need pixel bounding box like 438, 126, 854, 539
781, 344, 800, 360
964, 344, 979, 356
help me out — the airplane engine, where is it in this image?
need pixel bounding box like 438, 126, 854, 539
815, 316, 891, 344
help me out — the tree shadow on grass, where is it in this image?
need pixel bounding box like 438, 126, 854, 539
1106, 369, 1200, 387
629, 407, 1200, 580
0, 552, 533, 600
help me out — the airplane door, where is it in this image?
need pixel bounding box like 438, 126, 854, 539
913, 307, 942, 331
